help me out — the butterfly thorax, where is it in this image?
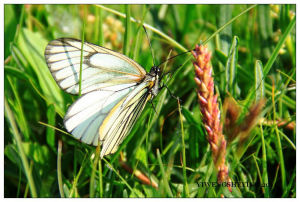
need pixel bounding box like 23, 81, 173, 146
145, 66, 160, 99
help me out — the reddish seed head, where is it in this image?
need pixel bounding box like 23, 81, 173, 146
193, 45, 231, 192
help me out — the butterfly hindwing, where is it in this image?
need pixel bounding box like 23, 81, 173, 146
99, 83, 151, 157
99, 82, 152, 157
63, 83, 136, 143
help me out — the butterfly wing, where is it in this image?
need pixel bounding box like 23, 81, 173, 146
45, 38, 150, 154
45, 38, 146, 95
99, 81, 152, 158
63, 84, 137, 146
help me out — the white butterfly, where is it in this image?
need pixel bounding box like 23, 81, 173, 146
45, 38, 161, 158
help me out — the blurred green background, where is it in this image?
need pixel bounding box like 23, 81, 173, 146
4, 4, 296, 198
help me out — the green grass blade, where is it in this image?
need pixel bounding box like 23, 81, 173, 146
282, 168, 295, 197
263, 16, 295, 76
4, 98, 38, 197
215, 51, 295, 109
4, 5, 18, 59
218, 5, 233, 55
272, 89, 286, 191
96, 5, 187, 52
94, 6, 104, 46
260, 124, 269, 197
252, 154, 264, 194
203, 5, 257, 45
258, 5, 273, 59
254, 60, 265, 101
69, 152, 90, 197
102, 158, 138, 197
225, 36, 239, 96
79, 7, 86, 96
279, 130, 295, 150
123, 5, 131, 56
156, 149, 173, 197
12, 5, 25, 45
177, 99, 189, 197
132, 5, 147, 61
98, 158, 103, 197
57, 139, 64, 198
13, 28, 65, 115
6, 76, 30, 140
90, 146, 100, 197
46, 104, 56, 150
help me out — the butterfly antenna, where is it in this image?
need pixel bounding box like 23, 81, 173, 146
143, 26, 156, 67
156, 49, 194, 68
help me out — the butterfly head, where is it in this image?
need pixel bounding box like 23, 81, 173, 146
149, 65, 161, 78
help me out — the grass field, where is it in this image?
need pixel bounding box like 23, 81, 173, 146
4, 4, 296, 198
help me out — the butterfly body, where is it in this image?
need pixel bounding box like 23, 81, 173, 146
145, 66, 160, 98
45, 38, 161, 158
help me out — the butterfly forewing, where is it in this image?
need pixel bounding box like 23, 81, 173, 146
45, 38, 146, 95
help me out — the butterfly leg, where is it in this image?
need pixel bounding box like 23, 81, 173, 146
149, 99, 158, 115
160, 82, 180, 101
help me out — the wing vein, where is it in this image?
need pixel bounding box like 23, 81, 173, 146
101, 88, 149, 156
